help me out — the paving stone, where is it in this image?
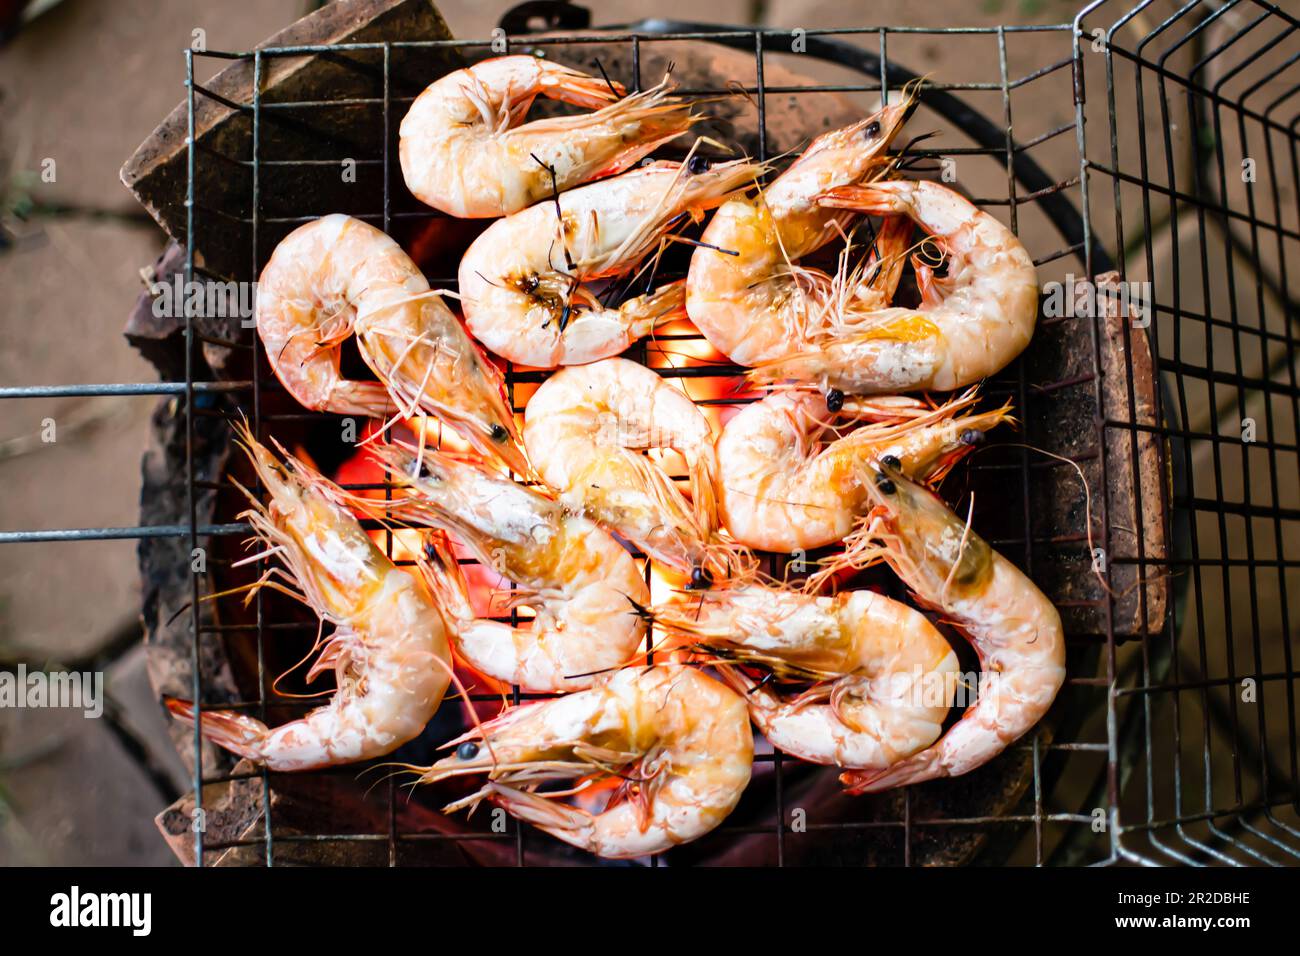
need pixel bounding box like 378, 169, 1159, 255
0, 219, 163, 662
0, 219, 161, 393
1171, 358, 1300, 836
0, 0, 305, 214
0, 702, 176, 865
107, 642, 191, 797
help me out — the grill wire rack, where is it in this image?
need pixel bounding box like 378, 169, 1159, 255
4, 0, 1298, 866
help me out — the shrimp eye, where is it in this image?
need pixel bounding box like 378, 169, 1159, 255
825, 388, 845, 412
959, 428, 984, 446
490, 423, 509, 442
864, 120, 882, 140
880, 454, 902, 471
875, 473, 896, 495
520, 273, 540, 293
456, 742, 480, 760
687, 155, 711, 175
687, 566, 714, 590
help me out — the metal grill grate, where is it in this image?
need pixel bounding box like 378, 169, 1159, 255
3, 0, 1298, 866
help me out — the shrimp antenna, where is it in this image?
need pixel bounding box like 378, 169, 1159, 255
664, 233, 740, 256
590, 57, 622, 100
892, 129, 941, 160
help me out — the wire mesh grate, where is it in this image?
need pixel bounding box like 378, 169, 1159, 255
1, 0, 1297, 866
1076, 0, 1300, 866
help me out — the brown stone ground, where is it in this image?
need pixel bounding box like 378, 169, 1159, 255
0, 0, 1294, 866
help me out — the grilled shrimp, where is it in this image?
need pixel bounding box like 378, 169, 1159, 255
255, 214, 528, 475
717, 388, 1011, 552
752, 179, 1039, 394
523, 357, 749, 584
655, 584, 958, 770
684, 93, 917, 367
365, 443, 649, 692
418, 665, 753, 858
400, 57, 695, 217
165, 429, 452, 771
458, 155, 763, 368
829, 462, 1065, 792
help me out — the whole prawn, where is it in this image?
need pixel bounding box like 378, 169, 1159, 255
825, 462, 1066, 792
717, 388, 1011, 552
165, 428, 452, 771
685, 92, 917, 368
416, 665, 753, 858
365, 443, 649, 692
400, 57, 695, 218
458, 154, 763, 369
752, 178, 1039, 394
654, 584, 958, 770
523, 357, 751, 585
255, 214, 529, 475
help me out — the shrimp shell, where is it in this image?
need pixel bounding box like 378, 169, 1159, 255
165, 428, 452, 771
366, 443, 650, 692
655, 584, 959, 770
832, 464, 1066, 792
685, 95, 917, 367
523, 357, 750, 582
716, 388, 1012, 552
753, 178, 1039, 394
419, 665, 753, 858
458, 157, 763, 368
255, 214, 528, 475
400, 57, 695, 218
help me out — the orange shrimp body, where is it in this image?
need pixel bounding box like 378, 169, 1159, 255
166, 430, 452, 771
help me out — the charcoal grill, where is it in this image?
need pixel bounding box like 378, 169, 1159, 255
4, 0, 1297, 866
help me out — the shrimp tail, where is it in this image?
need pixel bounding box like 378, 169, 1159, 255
688, 445, 722, 543
485, 782, 592, 832
815, 183, 908, 216
839, 751, 940, 794
581, 81, 699, 177
164, 697, 268, 763
621, 278, 689, 332
329, 380, 399, 419
540, 63, 627, 110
